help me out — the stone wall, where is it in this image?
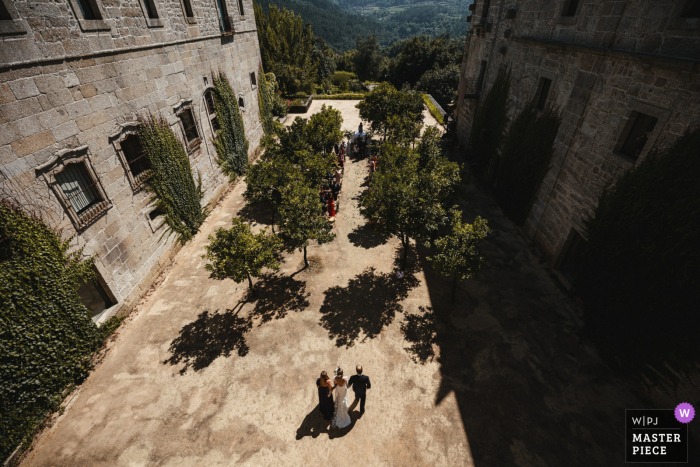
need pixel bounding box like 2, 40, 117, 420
455, 0, 700, 262
0, 0, 264, 319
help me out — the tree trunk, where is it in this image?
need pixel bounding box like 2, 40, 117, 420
451, 273, 458, 303
246, 271, 256, 296
303, 246, 309, 268
401, 236, 409, 271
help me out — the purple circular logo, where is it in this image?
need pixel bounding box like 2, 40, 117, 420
674, 403, 695, 423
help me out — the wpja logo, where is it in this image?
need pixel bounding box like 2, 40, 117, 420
625, 404, 693, 463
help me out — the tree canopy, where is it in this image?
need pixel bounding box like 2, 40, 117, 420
356, 83, 424, 138
202, 218, 283, 294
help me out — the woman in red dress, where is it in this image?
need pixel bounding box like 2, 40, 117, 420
327, 195, 336, 217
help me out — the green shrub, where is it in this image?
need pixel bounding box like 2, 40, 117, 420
212, 73, 249, 179
469, 67, 510, 178
421, 93, 445, 124
139, 115, 208, 245
578, 128, 700, 376
0, 202, 101, 460
313, 93, 365, 100
494, 105, 561, 225
332, 71, 358, 91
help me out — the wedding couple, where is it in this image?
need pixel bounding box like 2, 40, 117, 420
316, 365, 371, 429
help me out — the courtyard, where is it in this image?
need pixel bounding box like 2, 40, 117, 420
21, 102, 641, 467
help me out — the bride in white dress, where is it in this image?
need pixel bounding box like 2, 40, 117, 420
332, 367, 352, 429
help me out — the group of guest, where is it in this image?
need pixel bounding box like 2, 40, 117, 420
320, 142, 346, 219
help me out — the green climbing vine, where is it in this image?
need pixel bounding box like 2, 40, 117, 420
139, 115, 208, 245
212, 73, 249, 178
257, 65, 276, 136
495, 105, 561, 225
0, 201, 100, 460
577, 128, 700, 377
469, 67, 510, 178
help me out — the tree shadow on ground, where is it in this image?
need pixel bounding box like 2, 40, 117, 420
319, 261, 420, 347
163, 308, 252, 375
236, 202, 274, 228
247, 272, 310, 325
347, 222, 391, 249
400, 306, 438, 364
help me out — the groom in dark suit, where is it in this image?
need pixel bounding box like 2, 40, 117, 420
348, 364, 371, 415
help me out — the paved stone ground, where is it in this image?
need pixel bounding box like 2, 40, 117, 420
22, 102, 645, 466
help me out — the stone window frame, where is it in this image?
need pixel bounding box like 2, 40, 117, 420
611, 98, 670, 166
215, 0, 235, 34
202, 87, 220, 137
250, 71, 257, 90
136, 0, 164, 28
174, 99, 202, 153
237, 0, 246, 17
558, 0, 583, 25
144, 201, 166, 233
532, 69, 558, 111
667, 1, 700, 30
0, 0, 28, 36
67, 0, 111, 32
238, 93, 246, 113
83, 264, 119, 323
179, 0, 198, 24
35, 146, 112, 232
110, 122, 151, 192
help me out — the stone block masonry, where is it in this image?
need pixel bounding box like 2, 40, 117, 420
455, 0, 700, 266
0, 0, 265, 321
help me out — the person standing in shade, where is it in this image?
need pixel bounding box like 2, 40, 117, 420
348, 364, 371, 415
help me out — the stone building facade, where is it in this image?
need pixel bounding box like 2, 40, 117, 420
0, 0, 264, 320
455, 0, 700, 284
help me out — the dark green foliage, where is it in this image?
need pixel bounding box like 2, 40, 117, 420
332, 71, 358, 91
202, 218, 283, 294
0, 202, 101, 460
353, 34, 385, 81
306, 104, 344, 154
577, 129, 700, 375
213, 73, 249, 178
415, 64, 460, 109
139, 115, 208, 245
258, 65, 276, 136
356, 83, 424, 138
391, 35, 462, 90
495, 105, 561, 225
469, 67, 511, 178
255, 3, 319, 94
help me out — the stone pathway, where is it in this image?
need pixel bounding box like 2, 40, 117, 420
21, 102, 642, 467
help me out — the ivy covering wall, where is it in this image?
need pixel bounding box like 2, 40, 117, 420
495, 105, 561, 225
212, 73, 249, 179
139, 116, 208, 245
0, 202, 101, 460
257, 65, 276, 136
578, 129, 700, 375
469, 67, 510, 179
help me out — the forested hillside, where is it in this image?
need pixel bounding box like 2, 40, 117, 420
257, 0, 470, 51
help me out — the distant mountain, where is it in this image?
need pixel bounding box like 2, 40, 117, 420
257, 0, 470, 51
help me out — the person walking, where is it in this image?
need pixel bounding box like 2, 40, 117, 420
317, 371, 334, 420
348, 364, 371, 415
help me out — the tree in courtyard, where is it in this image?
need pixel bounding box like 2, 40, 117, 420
305, 104, 344, 154
296, 150, 338, 189
279, 178, 336, 267
361, 142, 460, 270
243, 157, 298, 232
202, 218, 282, 295
356, 83, 424, 139
415, 64, 460, 109
386, 113, 422, 148
428, 207, 490, 302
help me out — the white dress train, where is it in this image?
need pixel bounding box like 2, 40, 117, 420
332, 377, 352, 429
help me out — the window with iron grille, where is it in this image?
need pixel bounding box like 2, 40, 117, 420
205, 90, 220, 133
36, 146, 112, 230
179, 108, 200, 146
121, 133, 150, 183
617, 112, 658, 162
55, 162, 103, 215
